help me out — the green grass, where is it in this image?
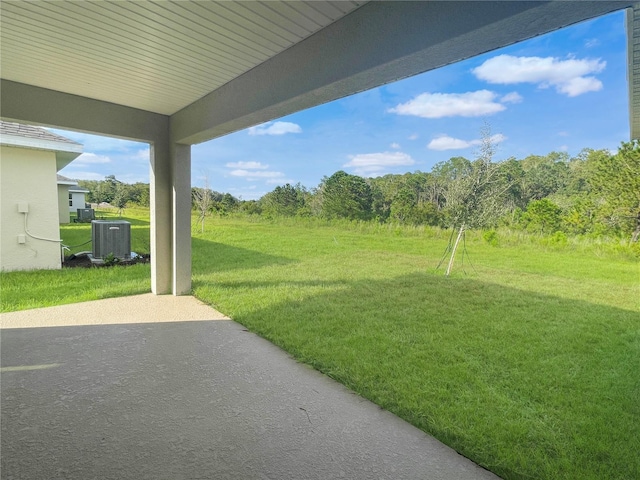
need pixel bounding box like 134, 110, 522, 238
2, 212, 638, 479
1, 207, 151, 311
0, 264, 151, 311
191, 216, 639, 480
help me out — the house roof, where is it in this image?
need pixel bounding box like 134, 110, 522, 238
1, 121, 81, 146
56, 174, 78, 186
57, 174, 90, 192
0, 120, 83, 170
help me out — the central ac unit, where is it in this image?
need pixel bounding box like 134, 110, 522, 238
76, 208, 95, 222
91, 220, 131, 260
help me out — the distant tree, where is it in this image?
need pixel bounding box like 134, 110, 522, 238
521, 198, 562, 234
521, 152, 570, 202
320, 171, 372, 220
217, 193, 239, 215
92, 182, 109, 206
496, 157, 526, 210
239, 200, 263, 215
390, 187, 416, 223
102, 174, 121, 203
193, 175, 213, 233
261, 183, 306, 216
590, 140, 640, 241
129, 182, 150, 207
112, 183, 129, 217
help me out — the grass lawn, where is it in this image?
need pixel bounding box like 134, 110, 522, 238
0, 207, 151, 311
2, 212, 638, 479
191, 217, 639, 480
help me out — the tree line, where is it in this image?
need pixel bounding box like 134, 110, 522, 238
78, 175, 150, 211
247, 140, 640, 242
78, 140, 640, 241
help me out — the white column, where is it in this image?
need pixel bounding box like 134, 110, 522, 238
629, 4, 640, 139
150, 139, 172, 294
172, 142, 192, 295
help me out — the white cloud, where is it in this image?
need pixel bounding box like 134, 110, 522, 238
73, 152, 112, 165
501, 92, 523, 104
225, 161, 268, 169
428, 136, 472, 151
490, 133, 507, 144
225, 160, 286, 182
585, 38, 600, 48
390, 142, 401, 149
472, 54, 606, 97
408, 134, 419, 141
248, 121, 302, 136
558, 76, 603, 97
229, 169, 284, 179
343, 151, 415, 176
428, 133, 507, 151
388, 90, 506, 118
266, 178, 296, 185
228, 187, 265, 201
133, 148, 150, 162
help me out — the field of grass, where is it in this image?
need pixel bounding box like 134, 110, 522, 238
2, 212, 638, 479
191, 216, 639, 480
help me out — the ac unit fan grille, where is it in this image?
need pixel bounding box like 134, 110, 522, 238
91, 221, 131, 260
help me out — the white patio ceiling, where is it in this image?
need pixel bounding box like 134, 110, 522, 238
2, 1, 636, 145
1, 0, 363, 116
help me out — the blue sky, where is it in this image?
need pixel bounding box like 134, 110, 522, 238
56, 10, 628, 200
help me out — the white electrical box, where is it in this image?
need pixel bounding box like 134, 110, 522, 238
17, 234, 26, 244
18, 203, 29, 213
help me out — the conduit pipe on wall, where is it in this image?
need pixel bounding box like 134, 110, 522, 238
22, 212, 63, 243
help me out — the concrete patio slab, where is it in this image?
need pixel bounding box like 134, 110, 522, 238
0, 293, 230, 328
1, 296, 499, 479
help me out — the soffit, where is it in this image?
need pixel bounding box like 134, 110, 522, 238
0, 0, 364, 116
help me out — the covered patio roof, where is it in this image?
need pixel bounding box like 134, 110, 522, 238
1, 1, 636, 295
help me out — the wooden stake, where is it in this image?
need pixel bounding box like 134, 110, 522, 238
446, 224, 465, 276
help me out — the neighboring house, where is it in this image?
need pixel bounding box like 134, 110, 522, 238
69, 184, 90, 212
57, 174, 90, 219
0, 121, 82, 272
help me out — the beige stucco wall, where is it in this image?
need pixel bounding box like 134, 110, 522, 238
57, 185, 70, 224
1, 146, 62, 271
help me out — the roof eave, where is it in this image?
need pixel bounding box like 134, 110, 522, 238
56, 151, 82, 171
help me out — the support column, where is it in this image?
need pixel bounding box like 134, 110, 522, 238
172, 142, 192, 295
150, 139, 172, 294
628, 4, 640, 139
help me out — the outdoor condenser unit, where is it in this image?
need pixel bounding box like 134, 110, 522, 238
77, 208, 95, 222
91, 220, 131, 260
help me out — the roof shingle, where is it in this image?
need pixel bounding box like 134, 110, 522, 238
0, 120, 81, 146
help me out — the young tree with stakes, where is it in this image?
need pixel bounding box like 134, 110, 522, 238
440, 125, 511, 276
193, 175, 213, 234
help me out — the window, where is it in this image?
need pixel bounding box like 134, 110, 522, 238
69, 193, 73, 207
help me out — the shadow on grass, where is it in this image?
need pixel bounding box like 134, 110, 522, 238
192, 237, 295, 274
220, 272, 638, 480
